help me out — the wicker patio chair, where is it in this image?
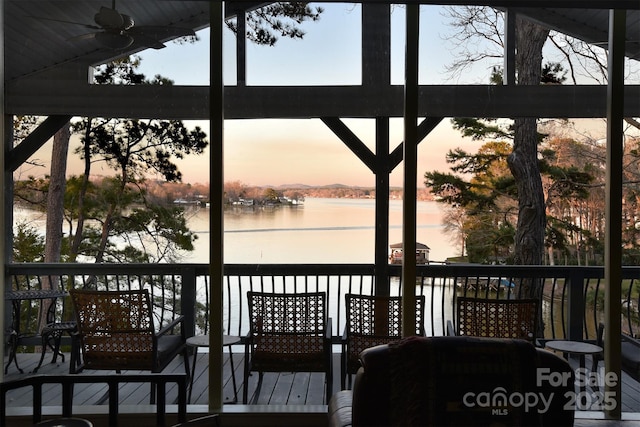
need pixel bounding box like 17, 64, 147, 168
341, 294, 426, 389
243, 291, 332, 404
449, 296, 539, 343
69, 289, 189, 403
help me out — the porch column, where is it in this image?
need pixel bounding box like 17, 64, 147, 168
209, 0, 224, 412
402, 4, 419, 336
363, 3, 392, 295
503, 9, 516, 86
604, 8, 625, 421
0, 0, 5, 382
235, 7, 246, 86
375, 118, 390, 296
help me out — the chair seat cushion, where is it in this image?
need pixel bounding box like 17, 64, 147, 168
82, 334, 184, 371
252, 334, 327, 371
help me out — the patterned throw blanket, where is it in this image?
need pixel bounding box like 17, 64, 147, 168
388, 336, 541, 427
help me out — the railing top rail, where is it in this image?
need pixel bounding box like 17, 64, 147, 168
7, 262, 639, 277
5, 263, 377, 276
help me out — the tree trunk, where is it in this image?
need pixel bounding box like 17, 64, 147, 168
40, 121, 70, 330
45, 122, 70, 265
507, 17, 549, 301
69, 119, 93, 261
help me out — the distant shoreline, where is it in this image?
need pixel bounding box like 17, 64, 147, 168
137, 180, 437, 204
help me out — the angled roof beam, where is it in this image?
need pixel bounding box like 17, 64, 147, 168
6, 115, 72, 172
388, 116, 444, 172
320, 117, 376, 172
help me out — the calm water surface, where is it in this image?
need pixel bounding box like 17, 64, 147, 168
186, 197, 457, 264
13, 197, 457, 264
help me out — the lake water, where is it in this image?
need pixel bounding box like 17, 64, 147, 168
13, 197, 457, 264
185, 197, 457, 264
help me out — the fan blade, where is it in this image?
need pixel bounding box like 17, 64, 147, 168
28, 15, 102, 30
95, 31, 134, 49
128, 25, 195, 40
68, 31, 134, 50
94, 6, 125, 30
127, 26, 196, 49
130, 34, 167, 50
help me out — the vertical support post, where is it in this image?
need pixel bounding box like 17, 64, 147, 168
0, 0, 6, 381
567, 270, 585, 341
402, 4, 419, 337
181, 267, 197, 339
209, 0, 224, 412
604, 8, 625, 421
375, 117, 390, 296
362, 3, 391, 295
503, 9, 516, 86
362, 3, 390, 87
236, 8, 246, 86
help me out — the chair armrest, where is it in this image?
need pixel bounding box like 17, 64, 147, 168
157, 315, 185, 337
325, 318, 333, 341
446, 320, 456, 336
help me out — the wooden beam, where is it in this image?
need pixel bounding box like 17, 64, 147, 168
375, 118, 391, 297
235, 7, 246, 86
503, 9, 517, 86
208, 0, 640, 9
7, 84, 640, 119
362, 3, 391, 87
209, 0, 224, 413
0, 0, 6, 383
6, 115, 72, 172
604, 8, 625, 421
402, 3, 419, 338
320, 117, 376, 172
389, 116, 444, 172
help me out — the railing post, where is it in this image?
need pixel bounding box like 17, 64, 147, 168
567, 269, 586, 341
181, 267, 197, 339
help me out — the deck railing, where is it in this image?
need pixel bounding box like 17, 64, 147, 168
5, 264, 640, 352
4, 263, 640, 350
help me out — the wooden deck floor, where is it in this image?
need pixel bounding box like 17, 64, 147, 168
3, 347, 640, 412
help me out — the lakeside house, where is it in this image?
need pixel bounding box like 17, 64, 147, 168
389, 242, 430, 265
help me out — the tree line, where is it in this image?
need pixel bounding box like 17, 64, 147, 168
425, 125, 640, 266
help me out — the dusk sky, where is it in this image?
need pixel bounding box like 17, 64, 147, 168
20, 3, 614, 188
133, 4, 500, 187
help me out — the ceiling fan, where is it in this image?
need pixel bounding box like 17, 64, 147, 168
35, 0, 196, 50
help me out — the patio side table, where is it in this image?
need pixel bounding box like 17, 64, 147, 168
187, 334, 240, 404
545, 340, 603, 395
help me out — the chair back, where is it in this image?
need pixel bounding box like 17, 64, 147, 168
345, 294, 425, 362
456, 296, 538, 342
246, 291, 328, 368
247, 291, 327, 337
70, 289, 156, 370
